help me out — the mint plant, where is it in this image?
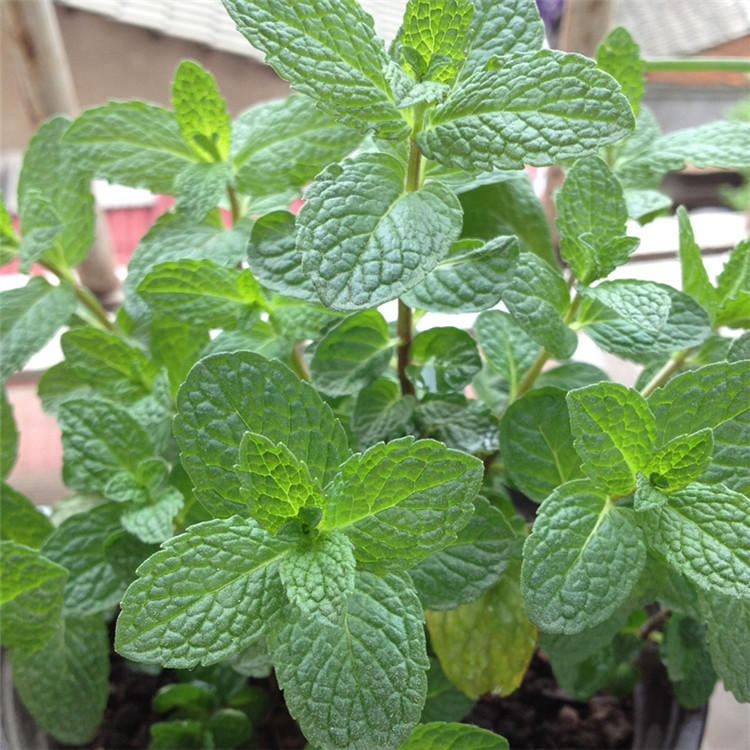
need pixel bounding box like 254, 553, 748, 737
1, 1, 749, 748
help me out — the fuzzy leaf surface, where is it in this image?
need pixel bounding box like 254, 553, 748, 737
567, 382, 656, 494
121, 488, 184, 545
268, 570, 428, 750
522, 480, 646, 633
174, 352, 349, 517
407, 327, 481, 394
715, 239, 750, 328
173, 161, 230, 221
222, 0, 407, 138
644, 429, 714, 493
677, 206, 717, 321
351, 377, 416, 448
419, 50, 634, 171
595, 26, 644, 115
320, 436, 483, 571
399, 722, 509, 750
500, 387, 583, 503
0, 483, 53, 548
116, 516, 289, 667
298, 152, 462, 310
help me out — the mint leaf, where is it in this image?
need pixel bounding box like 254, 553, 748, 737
625, 188, 672, 223
247, 210, 318, 302
502, 252, 576, 360
237, 431, 324, 533
729, 332, 750, 362
298, 152, 462, 310
121, 487, 184, 544
174, 352, 349, 518
555, 156, 639, 284
633, 473, 668, 513
279, 530, 355, 624
232, 94, 362, 197
17, 116, 95, 268
521, 480, 646, 632
58, 399, 154, 495
715, 238, 750, 329
425, 560, 536, 698
399, 722, 509, 750
407, 327, 481, 393
149, 317, 210, 396
9, 615, 109, 745
421, 659, 474, 724
0, 192, 19, 265
1, 388, 17, 478
596, 27, 644, 116
418, 50, 634, 171
677, 206, 717, 321
535, 362, 609, 391
644, 428, 714, 493
459, 179, 556, 267
64, 101, 197, 192
320, 436, 483, 571
268, 298, 343, 344
500, 387, 583, 503
173, 161, 230, 221
0, 483, 53, 548
310, 310, 393, 396
475, 309, 538, 400
640, 483, 750, 598
138, 259, 262, 328
401, 236, 518, 313
567, 382, 656, 494
171, 60, 231, 161
41, 503, 125, 615
418, 395, 499, 455
351, 377, 416, 448
0, 541, 66, 650
409, 495, 517, 610
268, 570, 428, 750
116, 516, 289, 667
0, 277, 76, 380
222, 0, 408, 139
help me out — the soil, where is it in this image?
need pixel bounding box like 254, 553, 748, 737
58, 641, 633, 750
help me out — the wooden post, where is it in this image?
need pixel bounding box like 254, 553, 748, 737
3, 0, 122, 308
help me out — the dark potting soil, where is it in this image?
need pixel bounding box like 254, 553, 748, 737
58, 643, 633, 750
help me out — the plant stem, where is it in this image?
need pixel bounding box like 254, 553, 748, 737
639, 348, 693, 398
227, 184, 241, 225
644, 58, 750, 73
397, 300, 415, 396
290, 346, 310, 381
639, 608, 672, 640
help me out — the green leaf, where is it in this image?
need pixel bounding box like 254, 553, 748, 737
0, 192, 19, 264
660, 614, 716, 709
729, 332, 750, 362
173, 161, 230, 221
121, 487, 184, 545
0, 483, 53, 548
715, 238, 750, 328
633, 473, 668, 513
647, 360, 750, 495
0, 277, 76, 380
149, 721, 206, 749
534, 362, 609, 391
521, 480, 646, 633
58, 398, 154, 495
458, 178, 556, 267
268, 297, 343, 344
152, 682, 219, 714
421, 659, 474, 724
580, 281, 711, 363
222, 0, 408, 139
401, 236, 518, 313
351, 377, 416, 448
311, 310, 393, 396
9, 615, 109, 745
677, 206, 717, 321
640, 483, 750, 598
399, 722, 509, 750
500, 387, 583, 502
17, 201, 62, 273
701, 590, 750, 702
279, 530, 356, 624
644, 428, 714, 493
426, 560, 536, 699
320, 436, 483, 571
171, 60, 231, 161
417, 395, 499, 455
232, 94, 362, 197
567, 382, 656, 495
116, 516, 289, 667
201, 318, 287, 362
502, 252, 576, 360
268, 569, 428, 750
298, 152, 462, 310
1, 388, 18, 479
17, 116, 95, 268
418, 49, 634, 172
40, 503, 125, 615
407, 327, 481, 394
237, 431, 324, 532
0, 541, 66, 650
247, 210, 318, 302
596, 27, 645, 116
409, 495, 517, 610
624, 188, 672, 223
138, 259, 262, 328
475, 309, 538, 400
555, 156, 639, 284
174, 352, 349, 518
149, 316, 210, 396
